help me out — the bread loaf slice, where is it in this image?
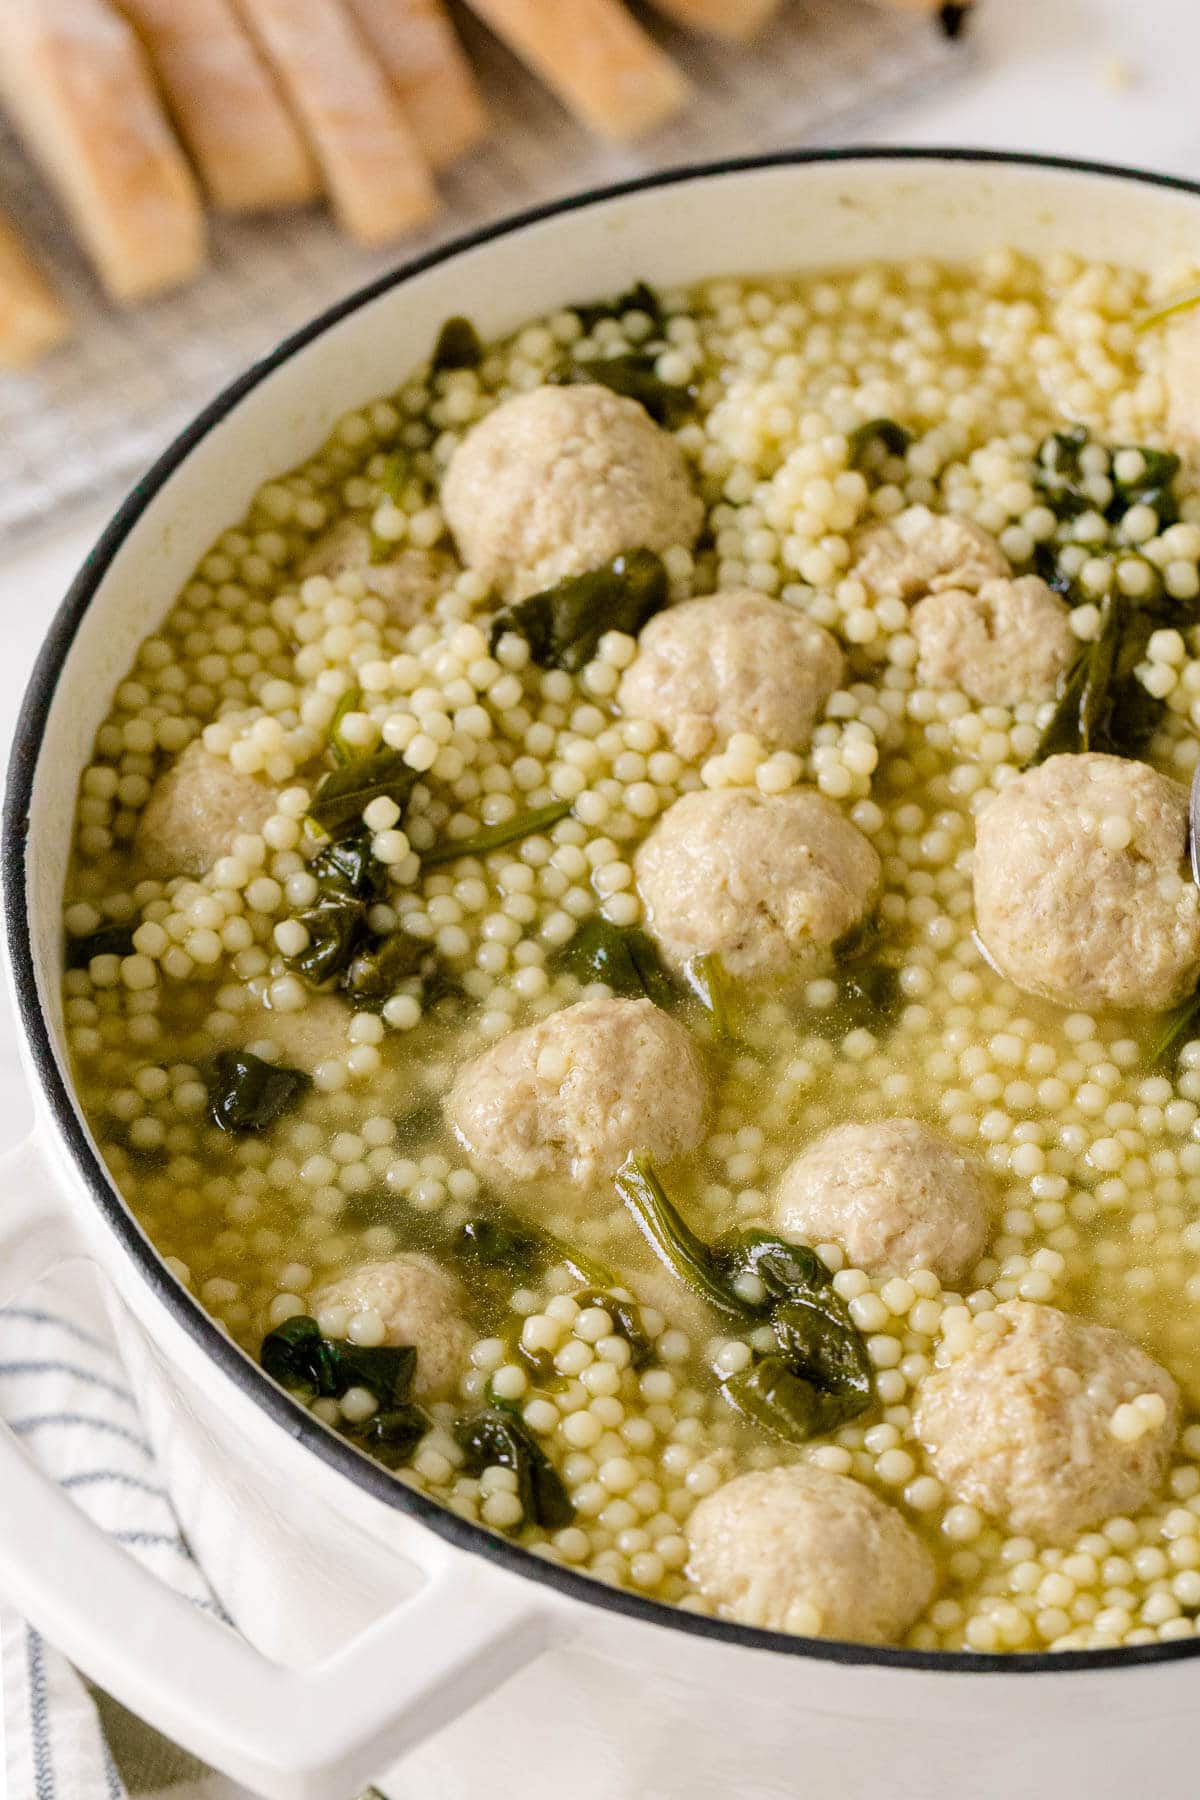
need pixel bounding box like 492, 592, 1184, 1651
643, 0, 783, 38
461, 0, 689, 140
0, 208, 71, 366
233, 0, 438, 245
344, 0, 488, 170
117, 0, 321, 211
0, 0, 206, 303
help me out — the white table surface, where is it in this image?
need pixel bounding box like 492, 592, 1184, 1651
1, 0, 1196, 1286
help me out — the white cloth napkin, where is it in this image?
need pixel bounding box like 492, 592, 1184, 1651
0, 1267, 246, 1800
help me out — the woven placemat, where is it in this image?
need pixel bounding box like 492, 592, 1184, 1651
0, 0, 970, 546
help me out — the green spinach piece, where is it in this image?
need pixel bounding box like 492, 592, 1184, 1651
616, 1157, 748, 1319
554, 353, 696, 428
286, 832, 385, 987
358, 1405, 431, 1469
489, 548, 669, 673
308, 750, 419, 838
260, 1315, 417, 1406
339, 930, 429, 1004
456, 1407, 574, 1531
328, 685, 364, 767
453, 1207, 613, 1290
572, 280, 665, 334
65, 924, 136, 969
1030, 592, 1168, 765
848, 418, 912, 472
1034, 426, 1181, 527
1150, 992, 1200, 1072
615, 1156, 874, 1445
683, 952, 732, 1041
432, 315, 484, 372
208, 1050, 311, 1134
551, 914, 676, 1007
571, 1287, 654, 1370
421, 799, 573, 867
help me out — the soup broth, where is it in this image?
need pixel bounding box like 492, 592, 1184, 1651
61, 250, 1200, 1653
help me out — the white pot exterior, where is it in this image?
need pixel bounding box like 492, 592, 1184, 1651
8, 153, 1200, 1800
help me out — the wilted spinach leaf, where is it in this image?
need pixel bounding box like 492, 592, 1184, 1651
308, 750, 419, 839
551, 914, 676, 1007
456, 1406, 574, 1531
260, 1315, 417, 1407
572, 280, 665, 335
683, 952, 732, 1041
209, 1050, 311, 1134
432, 315, 484, 372
453, 1206, 613, 1291
1030, 591, 1168, 765
571, 1287, 654, 1369
848, 418, 911, 472
65, 924, 136, 969
421, 799, 573, 868
615, 1155, 874, 1445
554, 353, 696, 428
489, 548, 668, 673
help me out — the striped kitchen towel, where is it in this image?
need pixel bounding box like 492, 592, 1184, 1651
0, 1266, 245, 1800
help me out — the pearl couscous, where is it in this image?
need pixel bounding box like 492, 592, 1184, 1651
61, 254, 1200, 1654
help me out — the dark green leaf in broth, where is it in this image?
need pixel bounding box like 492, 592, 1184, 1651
552, 914, 676, 1007
719, 1229, 832, 1305
454, 1207, 613, 1291
340, 931, 429, 1004
1150, 991, 1200, 1072
289, 892, 369, 986
489, 549, 669, 674
1029, 592, 1166, 765
615, 1159, 874, 1444
615, 1155, 746, 1319
554, 354, 696, 428
421, 799, 573, 868
209, 1049, 311, 1134
311, 832, 389, 903
394, 1097, 442, 1149
848, 418, 912, 472
308, 750, 419, 838
683, 952, 732, 1041
65, 924, 137, 969
432, 315, 484, 372
327, 685, 364, 767
260, 1313, 418, 1409
571, 280, 665, 335
572, 1288, 655, 1369
359, 1403, 431, 1469
455, 1407, 574, 1530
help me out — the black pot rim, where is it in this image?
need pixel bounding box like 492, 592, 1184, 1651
8, 145, 1200, 1681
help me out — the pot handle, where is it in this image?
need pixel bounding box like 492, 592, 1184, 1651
0, 1131, 558, 1799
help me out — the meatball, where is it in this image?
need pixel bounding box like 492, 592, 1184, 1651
852, 504, 1010, 603
973, 752, 1200, 1011
136, 740, 275, 878
775, 1118, 991, 1284
312, 1255, 472, 1401
445, 996, 707, 1191
914, 1301, 1178, 1543
299, 518, 453, 626
634, 788, 880, 983
441, 384, 703, 601
911, 575, 1076, 706
686, 1465, 935, 1644
617, 589, 844, 760
242, 995, 353, 1072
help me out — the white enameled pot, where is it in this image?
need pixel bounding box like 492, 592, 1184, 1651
6, 150, 1200, 1800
